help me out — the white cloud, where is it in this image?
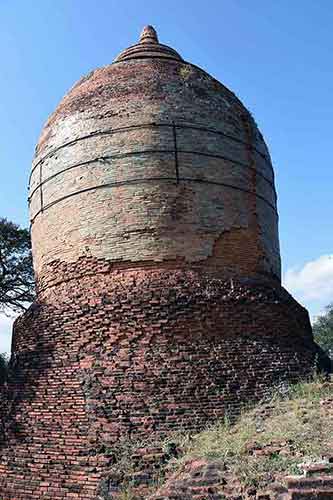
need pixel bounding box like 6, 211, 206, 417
0, 314, 15, 354
283, 254, 333, 320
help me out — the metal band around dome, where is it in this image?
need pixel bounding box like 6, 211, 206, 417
30, 122, 274, 184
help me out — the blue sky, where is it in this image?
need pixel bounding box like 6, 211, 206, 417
0, 0, 332, 352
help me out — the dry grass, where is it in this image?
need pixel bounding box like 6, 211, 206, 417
174, 376, 333, 489
115, 375, 333, 495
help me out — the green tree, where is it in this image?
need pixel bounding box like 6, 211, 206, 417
0, 353, 8, 384
0, 218, 35, 313
313, 303, 333, 356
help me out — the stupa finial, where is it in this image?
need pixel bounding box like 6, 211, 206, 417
139, 25, 159, 44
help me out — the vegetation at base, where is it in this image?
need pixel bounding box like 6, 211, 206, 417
176, 376, 332, 489
115, 375, 333, 497
0, 217, 35, 314
313, 303, 333, 356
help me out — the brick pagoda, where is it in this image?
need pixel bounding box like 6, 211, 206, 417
0, 26, 324, 499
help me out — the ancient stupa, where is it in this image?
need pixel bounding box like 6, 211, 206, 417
0, 26, 323, 499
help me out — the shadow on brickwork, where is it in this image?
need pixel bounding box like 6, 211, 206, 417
0, 269, 329, 498
0, 302, 56, 450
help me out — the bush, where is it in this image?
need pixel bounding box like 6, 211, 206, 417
313, 303, 333, 357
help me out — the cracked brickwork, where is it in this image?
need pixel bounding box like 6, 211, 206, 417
149, 459, 333, 500
29, 56, 280, 283
0, 267, 321, 498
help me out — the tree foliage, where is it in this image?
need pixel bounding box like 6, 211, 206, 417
0, 218, 35, 314
313, 303, 333, 356
0, 353, 8, 384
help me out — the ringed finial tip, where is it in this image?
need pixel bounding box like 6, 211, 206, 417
140, 25, 159, 43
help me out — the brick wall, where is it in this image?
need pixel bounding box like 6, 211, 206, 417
0, 264, 322, 499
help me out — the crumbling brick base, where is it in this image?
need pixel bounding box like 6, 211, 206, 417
0, 263, 322, 499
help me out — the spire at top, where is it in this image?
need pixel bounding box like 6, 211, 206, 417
114, 26, 183, 63
140, 25, 159, 44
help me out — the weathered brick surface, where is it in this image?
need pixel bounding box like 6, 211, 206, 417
149, 459, 333, 500
29, 37, 280, 283
0, 27, 323, 499
149, 402, 333, 500
0, 265, 322, 499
